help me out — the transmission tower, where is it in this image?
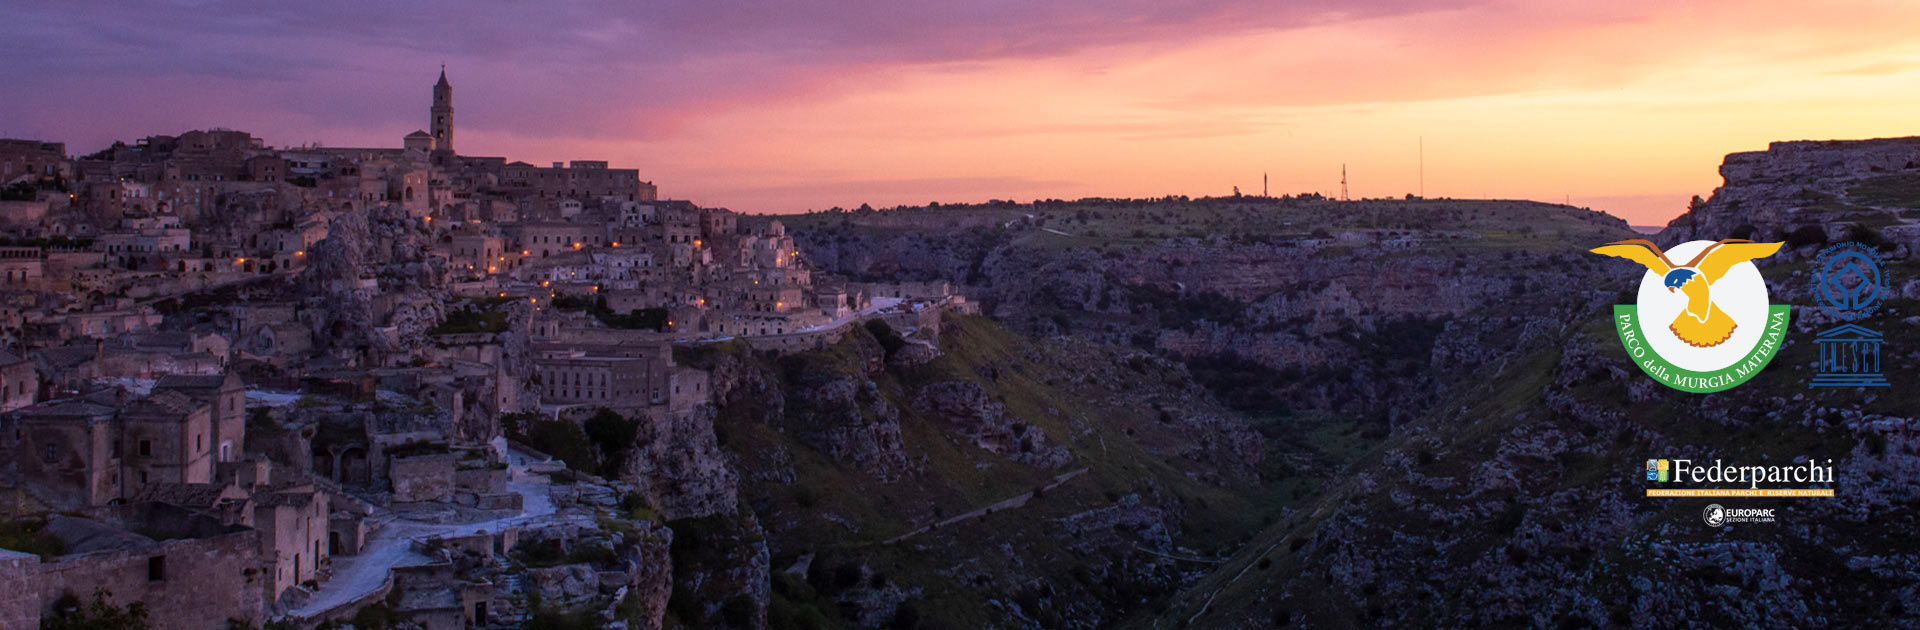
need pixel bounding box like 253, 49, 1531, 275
1340, 164, 1349, 201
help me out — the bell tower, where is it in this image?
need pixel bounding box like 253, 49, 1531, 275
431, 65, 454, 154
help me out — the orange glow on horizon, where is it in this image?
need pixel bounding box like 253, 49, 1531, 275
434, 2, 1920, 227
24, 3, 1920, 229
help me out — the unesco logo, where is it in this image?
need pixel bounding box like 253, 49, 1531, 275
1816, 242, 1886, 316
1810, 242, 1890, 387
1703, 504, 1725, 527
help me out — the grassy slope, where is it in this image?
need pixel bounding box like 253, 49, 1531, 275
699, 316, 1310, 628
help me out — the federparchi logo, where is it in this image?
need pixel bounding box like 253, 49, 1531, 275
1591, 239, 1789, 393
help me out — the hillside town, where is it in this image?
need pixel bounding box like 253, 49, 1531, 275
0, 70, 971, 629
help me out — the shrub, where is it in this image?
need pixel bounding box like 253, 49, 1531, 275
1784, 225, 1828, 249
42, 589, 148, 630
583, 408, 639, 476
721, 594, 759, 627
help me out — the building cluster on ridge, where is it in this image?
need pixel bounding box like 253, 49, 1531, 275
0, 69, 968, 629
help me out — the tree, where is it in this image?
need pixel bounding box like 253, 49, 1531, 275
584, 408, 640, 476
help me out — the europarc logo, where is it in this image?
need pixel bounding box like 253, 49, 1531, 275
1702, 504, 1775, 527
1591, 239, 1789, 393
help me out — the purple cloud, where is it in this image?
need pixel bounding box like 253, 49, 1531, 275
0, 0, 1472, 150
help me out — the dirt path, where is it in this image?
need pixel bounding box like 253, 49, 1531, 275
883, 467, 1087, 545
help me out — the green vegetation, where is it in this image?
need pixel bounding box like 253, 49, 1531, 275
782, 196, 1637, 258
1121, 284, 1246, 331
515, 537, 616, 568
527, 606, 607, 630
1183, 353, 1291, 415
584, 409, 640, 477
428, 308, 509, 335
0, 235, 92, 249
769, 570, 837, 630
510, 415, 596, 475
42, 589, 148, 630
381, 440, 451, 459
1848, 172, 1920, 209
1784, 225, 1828, 249
690, 314, 1316, 627
320, 589, 406, 630
666, 511, 770, 629
0, 517, 65, 559
0, 182, 38, 201
554, 294, 669, 331
507, 408, 638, 478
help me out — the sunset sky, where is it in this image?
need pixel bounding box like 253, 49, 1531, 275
6, 1, 1920, 225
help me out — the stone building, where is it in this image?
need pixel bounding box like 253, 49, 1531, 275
5, 394, 125, 508
1, 375, 244, 508
253, 486, 331, 600
0, 138, 68, 184
118, 390, 215, 488
0, 349, 37, 412
0, 246, 45, 289
152, 372, 246, 463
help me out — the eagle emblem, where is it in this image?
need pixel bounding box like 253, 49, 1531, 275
1589, 239, 1783, 347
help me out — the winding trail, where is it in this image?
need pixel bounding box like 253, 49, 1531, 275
883, 467, 1087, 545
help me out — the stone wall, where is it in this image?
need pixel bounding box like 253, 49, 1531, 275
35, 528, 266, 630
454, 465, 507, 494
0, 549, 42, 629
390, 452, 456, 502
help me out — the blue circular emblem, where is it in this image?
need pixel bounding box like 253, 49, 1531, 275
1814, 242, 1886, 320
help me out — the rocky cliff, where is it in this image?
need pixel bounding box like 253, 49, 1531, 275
296, 205, 450, 360
1666, 137, 1920, 257
1149, 138, 1920, 628
779, 198, 1636, 437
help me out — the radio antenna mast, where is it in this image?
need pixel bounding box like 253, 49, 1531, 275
1340, 164, 1349, 201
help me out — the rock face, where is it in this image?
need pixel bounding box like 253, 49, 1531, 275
1666, 137, 1920, 257
913, 381, 1071, 468
704, 333, 920, 482
295, 206, 451, 360
789, 199, 1636, 428
622, 404, 739, 520
669, 510, 772, 630
793, 378, 914, 481
526, 563, 600, 606
623, 524, 674, 630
